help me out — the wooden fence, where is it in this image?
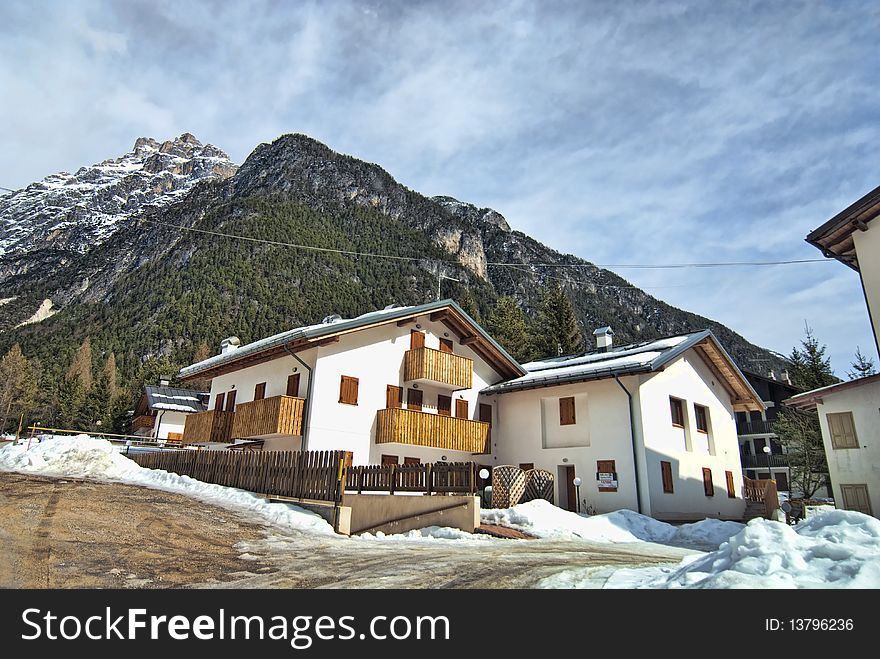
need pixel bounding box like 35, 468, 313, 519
345, 461, 478, 495
743, 476, 779, 519
130, 449, 351, 503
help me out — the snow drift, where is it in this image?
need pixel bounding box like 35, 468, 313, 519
0, 435, 334, 535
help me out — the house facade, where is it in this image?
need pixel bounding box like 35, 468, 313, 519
483, 330, 764, 521
131, 383, 209, 441
178, 301, 522, 466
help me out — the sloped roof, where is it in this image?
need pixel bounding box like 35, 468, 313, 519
783, 372, 880, 411
805, 183, 880, 271
179, 300, 525, 381
482, 330, 764, 412
144, 385, 209, 413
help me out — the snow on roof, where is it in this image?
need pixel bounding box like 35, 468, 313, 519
483, 332, 702, 394
144, 385, 208, 413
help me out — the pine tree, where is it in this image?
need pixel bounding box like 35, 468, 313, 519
457, 289, 482, 324
847, 346, 876, 380
774, 407, 829, 499
787, 324, 836, 391
0, 344, 38, 433
531, 283, 583, 359
486, 296, 534, 363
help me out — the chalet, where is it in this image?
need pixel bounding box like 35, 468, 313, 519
785, 185, 880, 518
131, 382, 209, 441
482, 328, 764, 521
177, 301, 523, 464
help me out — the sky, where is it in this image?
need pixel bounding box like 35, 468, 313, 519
2, 0, 879, 376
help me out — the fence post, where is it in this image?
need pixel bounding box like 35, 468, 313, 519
426, 463, 433, 495
389, 464, 396, 495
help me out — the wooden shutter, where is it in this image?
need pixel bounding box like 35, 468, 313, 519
225, 390, 237, 412
670, 398, 684, 427
407, 388, 423, 411
827, 412, 858, 449
404, 456, 421, 465
479, 403, 492, 425
254, 382, 266, 401
695, 405, 708, 433
559, 397, 576, 425
339, 376, 359, 405
381, 454, 398, 466
286, 373, 301, 397
215, 392, 225, 411
661, 461, 674, 493
386, 385, 403, 409
455, 398, 469, 419
702, 467, 714, 496
410, 330, 425, 349
841, 484, 873, 515
439, 338, 454, 353
437, 394, 452, 416
597, 460, 617, 492
725, 470, 736, 498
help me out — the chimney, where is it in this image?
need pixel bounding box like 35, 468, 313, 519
220, 336, 241, 355
781, 370, 792, 385
593, 326, 614, 352
159, 376, 171, 387
769, 369, 777, 381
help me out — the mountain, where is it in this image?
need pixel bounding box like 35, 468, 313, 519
0, 133, 785, 385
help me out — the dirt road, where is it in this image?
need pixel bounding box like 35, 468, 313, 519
0, 473, 693, 588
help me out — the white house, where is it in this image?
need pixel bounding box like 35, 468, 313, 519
785, 186, 880, 518
177, 301, 523, 465
131, 384, 209, 441
482, 329, 764, 521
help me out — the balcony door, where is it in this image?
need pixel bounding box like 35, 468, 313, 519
455, 399, 469, 419
407, 388, 423, 411
286, 373, 301, 397
410, 330, 425, 349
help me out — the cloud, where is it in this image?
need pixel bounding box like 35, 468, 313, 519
2, 0, 879, 372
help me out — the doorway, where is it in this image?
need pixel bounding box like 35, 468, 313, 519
558, 465, 577, 512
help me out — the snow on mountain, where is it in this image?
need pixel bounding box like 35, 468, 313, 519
0, 133, 237, 260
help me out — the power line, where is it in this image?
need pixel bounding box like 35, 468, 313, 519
488, 258, 829, 268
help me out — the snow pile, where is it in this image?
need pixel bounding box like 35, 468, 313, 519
360, 526, 491, 543
610, 512, 880, 588
0, 435, 334, 536
480, 500, 743, 548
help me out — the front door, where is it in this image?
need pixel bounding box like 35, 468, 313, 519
561, 465, 578, 513
840, 484, 872, 515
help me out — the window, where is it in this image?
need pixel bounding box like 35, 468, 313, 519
519, 463, 535, 471
827, 412, 858, 449
437, 394, 452, 416
725, 471, 736, 498
215, 392, 225, 411
439, 338, 454, 353
410, 330, 425, 349
559, 397, 576, 425
254, 382, 266, 401
386, 385, 402, 409
225, 390, 237, 412
286, 373, 300, 397
339, 376, 359, 405
455, 398, 469, 419
381, 454, 398, 466
774, 471, 789, 492
404, 457, 421, 465
597, 460, 617, 492
702, 468, 714, 497
407, 388, 423, 411
661, 461, 674, 493
694, 404, 709, 433
670, 397, 684, 427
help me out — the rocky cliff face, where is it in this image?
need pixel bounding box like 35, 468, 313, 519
0, 132, 784, 376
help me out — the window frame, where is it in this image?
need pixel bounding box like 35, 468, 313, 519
694, 404, 709, 434
670, 397, 685, 428
661, 461, 674, 494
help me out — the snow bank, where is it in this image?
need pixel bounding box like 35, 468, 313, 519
480, 500, 743, 548
608, 512, 880, 588
360, 526, 492, 543
0, 435, 334, 536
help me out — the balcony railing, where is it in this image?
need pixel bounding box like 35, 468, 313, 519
403, 347, 473, 389
231, 395, 305, 439
182, 409, 235, 443
376, 408, 489, 454
741, 453, 788, 469
736, 419, 775, 435
131, 414, 156, 432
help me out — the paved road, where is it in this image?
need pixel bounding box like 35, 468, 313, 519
0, 473, 693, 589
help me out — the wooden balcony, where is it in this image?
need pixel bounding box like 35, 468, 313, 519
182, 409, 235, 443
376, 407, 489, 454
403, 347, 473, 389
131, 414, 156, 432
231, 395, 305, 439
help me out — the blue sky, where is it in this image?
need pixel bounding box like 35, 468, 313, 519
2, 0, 878, 376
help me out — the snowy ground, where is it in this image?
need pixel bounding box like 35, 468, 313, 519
2, 435, 877, 588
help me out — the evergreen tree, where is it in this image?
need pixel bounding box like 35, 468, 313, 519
103, 352, 119, 400
774, 407, 829, 499
847, 346, 876, 380
189, 341, 213, 391
486, 296, 534, 363
786, 324, 836, 391
0, 344, 38, 433
457, 289, 482, 324
531, 283, 583, 359
67, 337, 94, 393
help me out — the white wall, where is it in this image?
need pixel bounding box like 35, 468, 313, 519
209, 351, 314, 412
493, 376, 640, 514
153, 411, 188, 440
853, 221, 880, 353
816, 378, 880, 518
637, 353, 746, 521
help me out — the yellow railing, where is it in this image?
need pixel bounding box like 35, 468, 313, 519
403, 346, 473, 389
231, 395, 305, 439
182, 409, 235, 443
376, 407, 489, 454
